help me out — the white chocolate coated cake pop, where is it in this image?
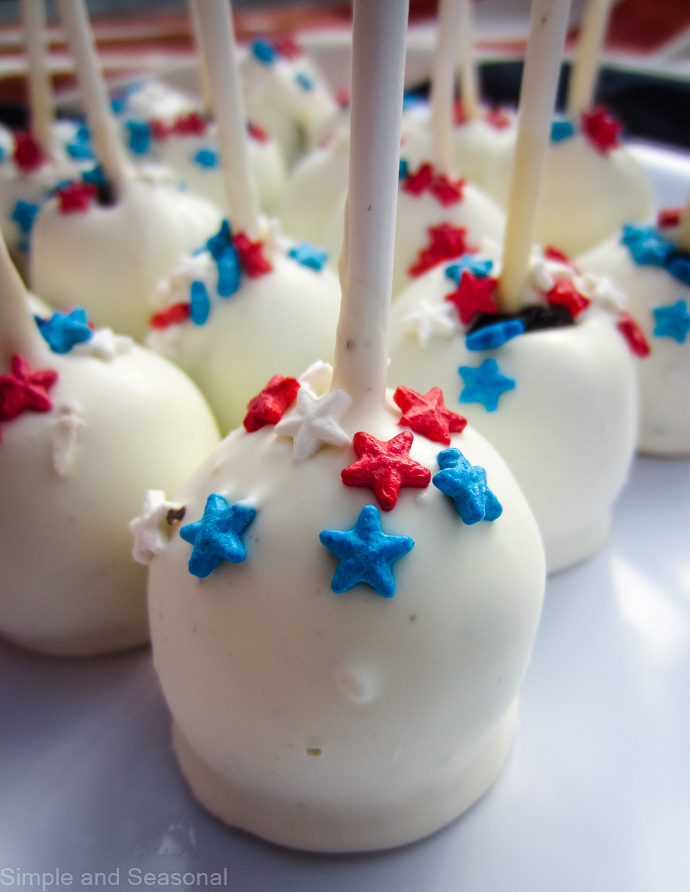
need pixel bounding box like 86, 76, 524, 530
142, 0, 544, 853
577, 209, 690, 455
0, 237, 220, 656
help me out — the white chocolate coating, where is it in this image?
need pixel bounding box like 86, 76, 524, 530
578, 231, 690, 455
146, 391, 545, 851
116, 79, 201, 124
388, 254, 638, 573
0, 334, 220, 656
487, 133, 654, 256
29, 173, 222, 341
147, 235, 342, 434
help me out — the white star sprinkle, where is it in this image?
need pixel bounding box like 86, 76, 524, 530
582, 273, 628, 312
129, 490, 186, 565
72, 327, 133, 362
401, 299, 457, 347
51, 402, 87, 477
298, 360, 333, 396
275, 388, 351, 461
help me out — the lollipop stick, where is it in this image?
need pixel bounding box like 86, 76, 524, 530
430, 0, 464, 174
567, 0, 613, 118
0, 234, 45, 365
191, 0, 261, 240
330, 0, 409, 410
458, 0, 480, 122
20, 0, 54, 154
498, 0, 572, 312
188, 0, 213, 117
56, 0, 129, 193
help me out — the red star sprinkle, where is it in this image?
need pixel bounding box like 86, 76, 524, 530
149, 302, 191, 329
546, 279, 591, 318
581, 107, 622, 154
273, 36, 303, 59
393, 386, 467, 445
430, 173, 465, 207
402, 163, 434, 196
57, 181, 97, 214
341, 431, 431, 511
409, 223, 475, 278
335, 87, 351, 109
14, 132, 46, 172
657, 208, 683, 229
234, 233, 273, 278
617, 312, 650, 358
453, 100, 466, 126
243, 375, 300, 432
248, 122, 270, 143
0, 356, 58, 431
444, 270, 499, 324
171, 112, 208, 137
544, 245, 578, 270
484, 108, 512, 130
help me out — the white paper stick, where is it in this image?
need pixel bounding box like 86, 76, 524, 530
330, 0, 409, 410
498, 0, 572, 312
191, 0, 261, 240
56, 0, 129, 193
19, 0, 54, 154
430, 0, 464, 174
0, 234, 44, 365
188, 0, 213, 116
567, 0, 613, 117
458, 0, 480, 121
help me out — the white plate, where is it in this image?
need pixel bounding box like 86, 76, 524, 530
1, 147, 690, 892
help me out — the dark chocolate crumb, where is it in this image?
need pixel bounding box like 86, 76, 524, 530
166, 506, 186, 525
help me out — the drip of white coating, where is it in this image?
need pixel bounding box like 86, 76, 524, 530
330, 0, 409, 415
191, 0, 261, 240
567, 0, 613, 118
56, 0, 130, 193
677, 193, 690, 253
0, 232, 44, 366
19, 0, 53, 153
187, 0, 213, 116
457, 0, 480, 121
430, 0, 464, 174
498, 0, 572, 312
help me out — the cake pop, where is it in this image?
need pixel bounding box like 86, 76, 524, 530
0, 232, 220, 657
388, 0, 639, 573
141, 0, 544, 853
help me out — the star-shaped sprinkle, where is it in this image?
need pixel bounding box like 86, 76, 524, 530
130, 489, 186, 564
11, 199, 40, 235
65, 139, 94, 160
429, 173, 464, 207
319, 504, 414, 597
341, 431, 430, 511
445, 270, 499, 325
445, 254, 493, 283
13, 132, 45, 171
51, 401, 87, 477
393, 386, 467, 445
432, 448, 503, 524
288, 243, 328, 271
400, 298, 457, 346
465, 318, 525, 351
275, 387, 351, 460
657, 208, 683, 229
297, 360, 333, 396
653, 300, 690, 343
189, 280, 210, 325
295, 72, 314, 92
581, 107, 622, 154
57, 181, 97, 214
616, 312, 650, 357
402, 162, 434, 196
72, 327, 133, 361
180, 493, 256, 578
546, 279, 591, 318
206, 219, 233, 259
150, 302, 191, 330
0, 355, 58, 425
234, 232, 273, 277
251, 39, 276, 65
550, 120, 575, 142
243, 375, 300, 432
217, 246, 241, 297
458, 358, 515, 411
409, 223, 475, 278
126, 119, 151, 155
171, 112, 208, 136
193, 147, 220, 168
36, 308, 92, 354
248, 121, 270, 143
621, 224, 674, 267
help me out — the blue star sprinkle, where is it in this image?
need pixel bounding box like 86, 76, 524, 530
82, 164, 107, 186
550, 120, 575, 142
11, 199, 40, 236
667, 256, 690, 287
217, 247, 241, 297
193, 147, 220, 169
288, 243, 328, 271
653, 300, 690, 343
445, 254, 494, 283
319, 505, 414, 598
295, 72, 314, 92
251, 39, 276, 65
206, 219, 233, 260
466, 318, 525, 351
190, 280, 211, 325
398, 158, 408, 180
111, 95, 127, 114
432, 448, 503, 524
125, 120, 151, 155
36, 308, 92, 354
180, 493, 257, 578
621, 224, 674, 267
458, 358, 515, 411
